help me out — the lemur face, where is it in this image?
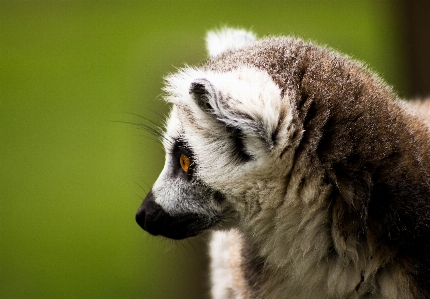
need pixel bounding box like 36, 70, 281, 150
136, 111, 227, 240
136, 68, 299, 239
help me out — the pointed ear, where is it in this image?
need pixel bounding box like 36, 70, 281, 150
205, 27, 257, 58
188, 78, 218, 113
188, 76, 286, 151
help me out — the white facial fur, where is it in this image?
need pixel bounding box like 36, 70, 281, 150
163, 66, 297, 209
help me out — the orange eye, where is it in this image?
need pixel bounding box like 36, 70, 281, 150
179, 154, 191, 173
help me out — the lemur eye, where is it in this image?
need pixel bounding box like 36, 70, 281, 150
179, 153, 191, 173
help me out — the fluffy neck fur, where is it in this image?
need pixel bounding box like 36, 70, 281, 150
234, 97, 425, 298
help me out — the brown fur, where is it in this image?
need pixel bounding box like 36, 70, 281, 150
205, 37, 430, 298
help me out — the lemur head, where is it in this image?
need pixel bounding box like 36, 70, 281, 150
136, 28, 302, 239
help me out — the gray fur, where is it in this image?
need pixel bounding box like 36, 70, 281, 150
136, 28, 430, 298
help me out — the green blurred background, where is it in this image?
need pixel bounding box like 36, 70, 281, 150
0, 1, 419, 298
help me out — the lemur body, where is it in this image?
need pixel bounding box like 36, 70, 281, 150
136, 28, 430, 298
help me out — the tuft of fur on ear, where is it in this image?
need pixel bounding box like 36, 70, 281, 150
165, 66, 293, 155
186, 68, 291, 153
189, 78, 218, 113
205, 27, 257, 58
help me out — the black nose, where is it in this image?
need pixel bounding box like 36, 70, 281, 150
135, 204, 146, 231
135, 190, 215, 240
135, 190, 155, 232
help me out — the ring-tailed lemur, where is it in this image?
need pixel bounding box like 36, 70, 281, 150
136, 28, 430, 299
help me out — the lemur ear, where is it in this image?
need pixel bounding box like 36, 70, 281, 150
188, 77, 283, 151
189, 78, 218, 113
205, 27, 257, 58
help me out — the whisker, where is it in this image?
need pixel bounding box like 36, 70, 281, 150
178, 239, 191, 255
124, 112, 164, 132
136, 182, 150, 195
111, 120, 162, 137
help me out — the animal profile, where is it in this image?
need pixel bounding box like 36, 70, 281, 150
136, 28, 430, 298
